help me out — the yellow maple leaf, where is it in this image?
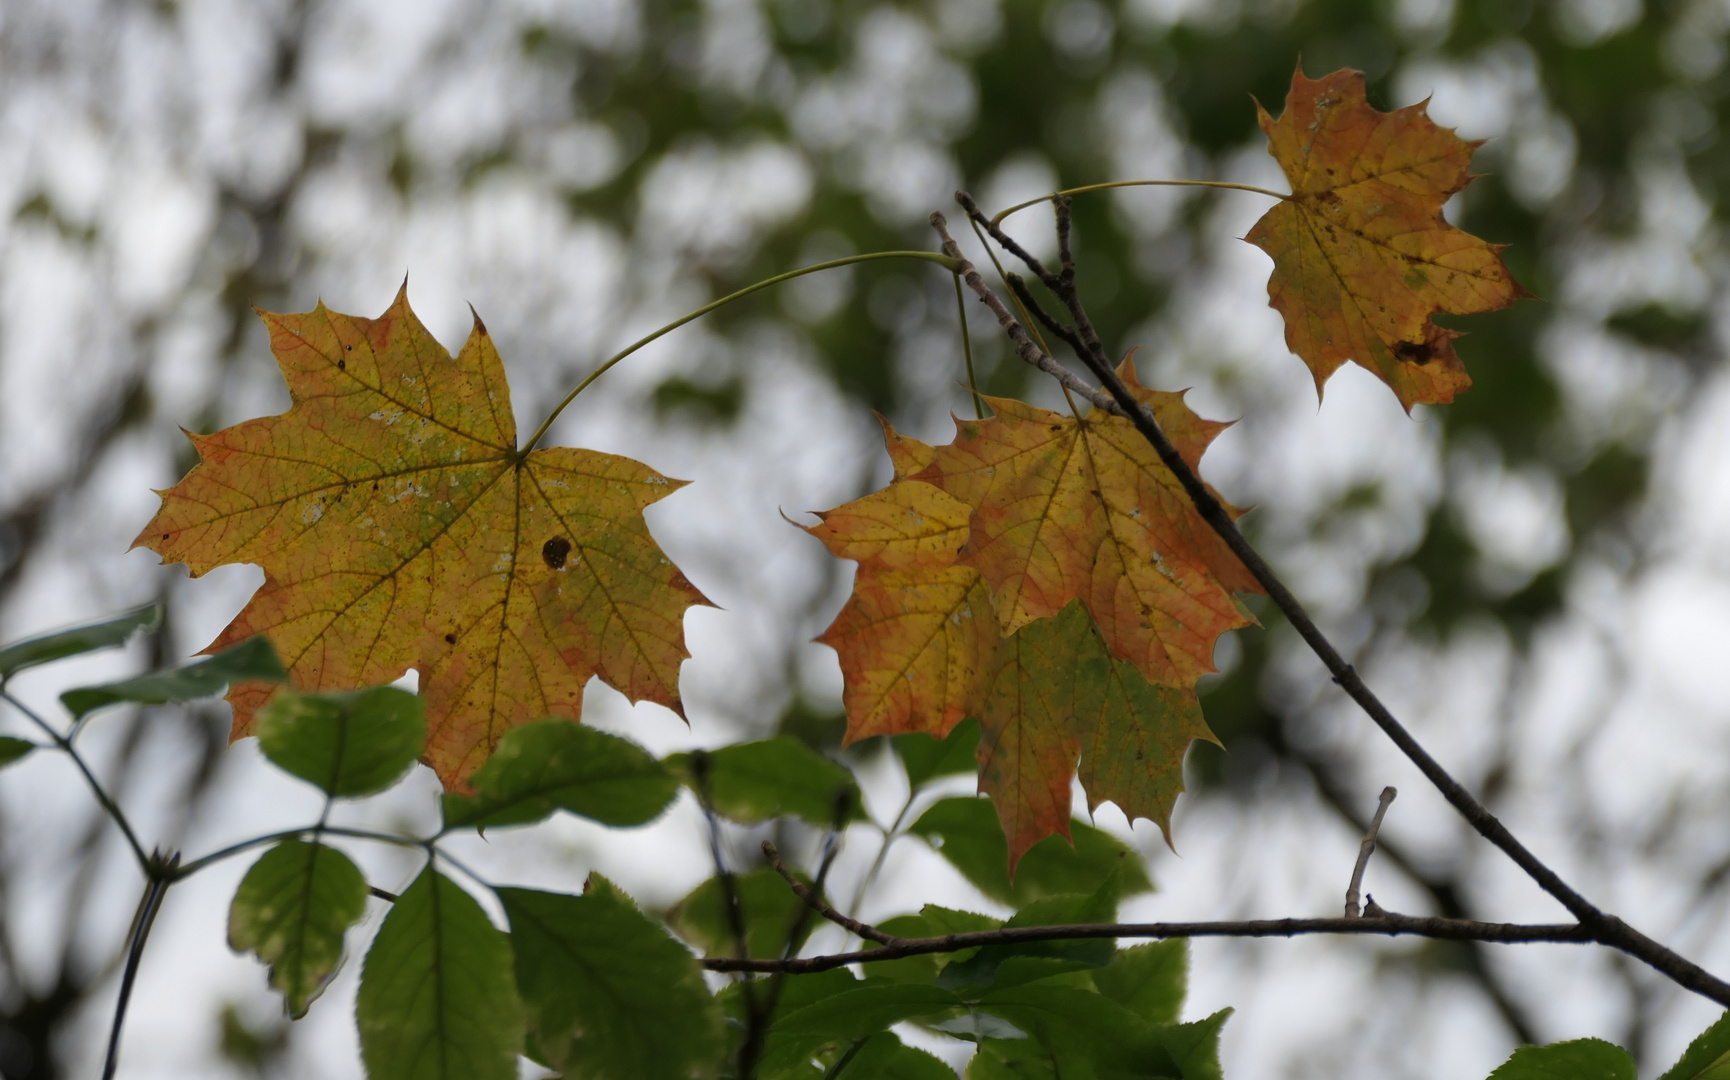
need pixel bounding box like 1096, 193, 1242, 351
137, 288, 708, 785
1246, 66, 1532, 410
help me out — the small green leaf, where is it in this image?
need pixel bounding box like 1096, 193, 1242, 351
759, 985, 963, 1076
443, 719, 676, 830
228, 840, 369, 1018
895, 719, 980, 789
909, 797, 1152, 906
59, 635, 286, 719
1093, 940, 1188, 1025
0, 737, 33, 770
0, 605, 160, 680
1487, 1038, 1636, 1080
257, 686, 425, 797
499, 877, 723, 1080
355, 865, 522, 1080
666, 868, 817, 960
1662, 1012, 1730, 1080
844, 1033, 957, 1080
667, 739, 864, 827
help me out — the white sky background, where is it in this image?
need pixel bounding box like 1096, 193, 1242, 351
1, 0, 1729, 1076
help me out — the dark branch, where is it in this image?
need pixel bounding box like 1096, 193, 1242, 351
942, 189, 1730, 1008
703, 914, 1593, 975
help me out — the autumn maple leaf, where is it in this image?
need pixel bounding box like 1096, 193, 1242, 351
809, 393, 1229, 869
917, 361, 1260, 690
1246, 66, 1532, 410
136, 289, 708, 785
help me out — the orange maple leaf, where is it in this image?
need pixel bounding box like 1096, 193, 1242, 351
1246, 66, 1532, 410
810, 406, 1224, 869
917, 361, 1259, 690
136, 289, 708, 785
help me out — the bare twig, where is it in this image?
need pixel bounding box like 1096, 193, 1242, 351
1346, 787, 1398, 918
704, 913, 1593, 975
763, 840, 901, 946
941, 190, 1730, 1007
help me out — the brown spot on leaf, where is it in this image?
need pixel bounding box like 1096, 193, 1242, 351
542, 536, 572, 570
444, 633, 456, 644
1392, 339, 1439, 365
337, 359, 346, 370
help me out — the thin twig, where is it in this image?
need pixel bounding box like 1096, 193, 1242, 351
102, 851, 179, 1080
1346, 787, 1398, 918
942, 189, 1730, 1007
764, 840, 901, 946
703, 913, 1593, 975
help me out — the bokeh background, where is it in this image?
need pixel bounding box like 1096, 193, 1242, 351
3, 0, 1729, 1075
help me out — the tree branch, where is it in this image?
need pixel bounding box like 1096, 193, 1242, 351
703, 913, 1593, 975
940, 190, 1730, 1007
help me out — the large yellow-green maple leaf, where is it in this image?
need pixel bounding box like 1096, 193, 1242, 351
809, 405, 1224, 869
1246, 66, 1531, 410
136, 289, 708, 785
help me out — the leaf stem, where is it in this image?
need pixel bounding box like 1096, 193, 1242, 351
989, 179, 1287, 226
170, 824, 432, 882
519, 250, 960, 455
0, 688, 150, 873
952, 273, 984, 420
846, 789, 916, 928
